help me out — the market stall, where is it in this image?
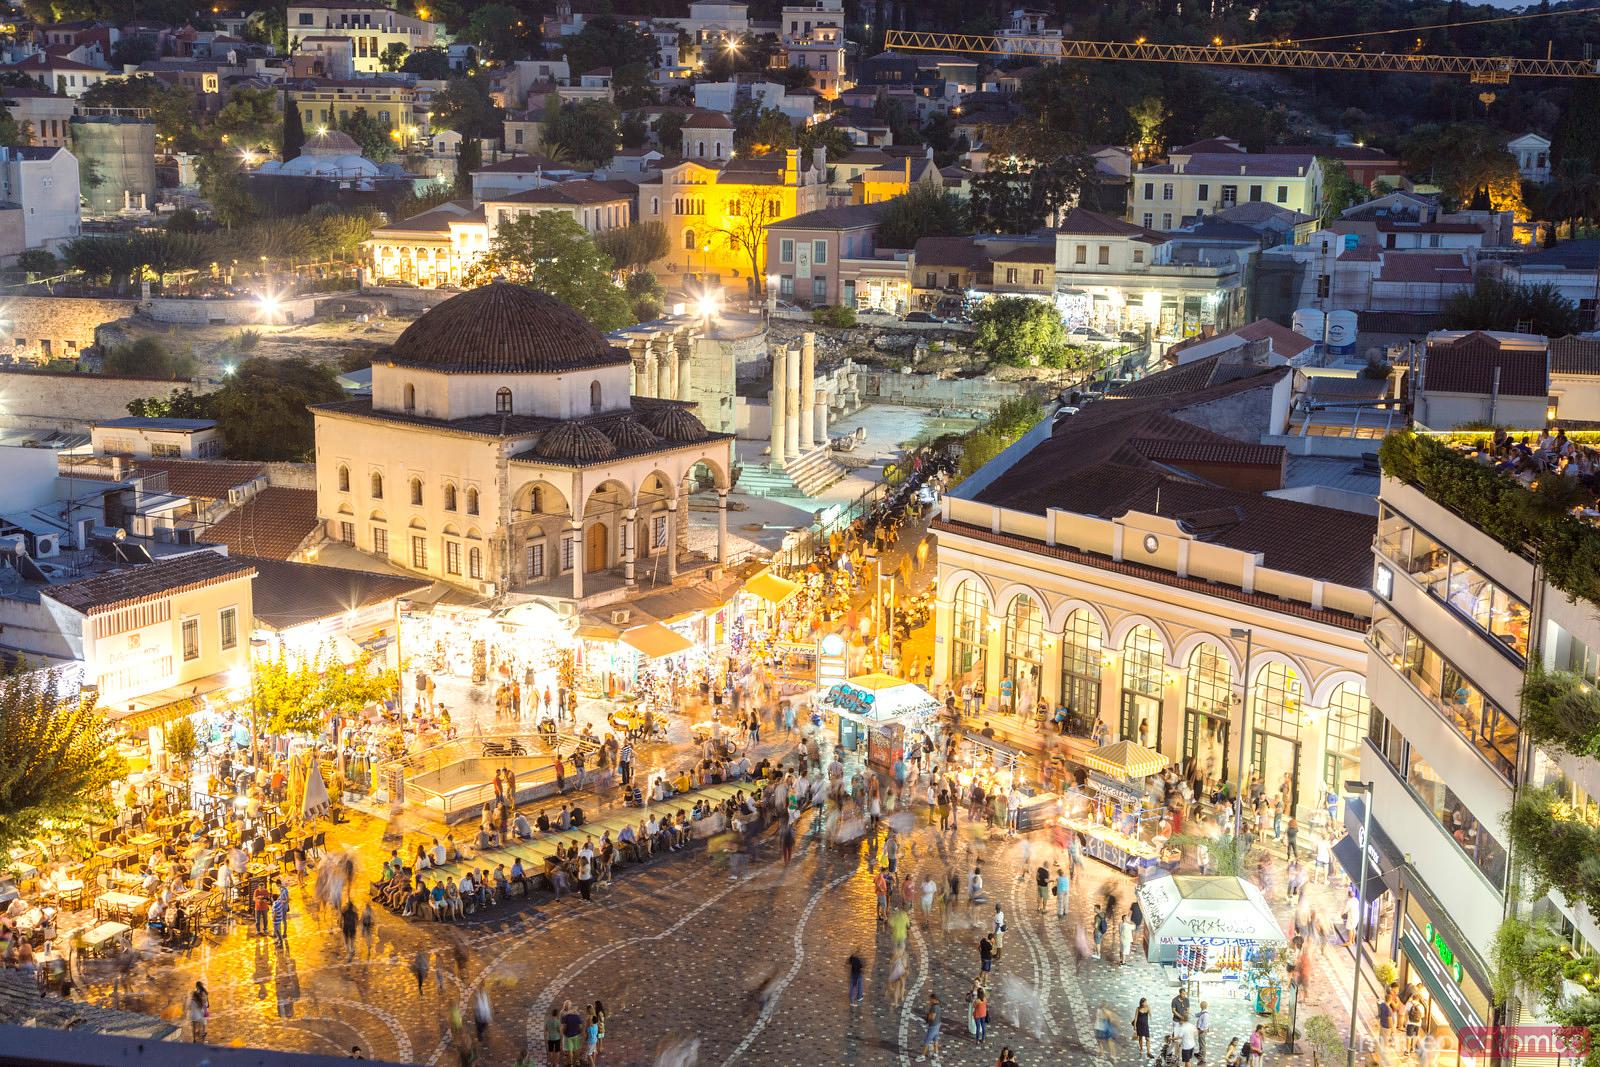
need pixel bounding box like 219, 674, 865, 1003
1136, 873, 1287, 984
951, 729, 1028, 798
1059, 740, 1171, 872
820, 673, 940, 771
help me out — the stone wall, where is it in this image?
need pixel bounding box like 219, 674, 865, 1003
860, 369, 1035, 411
141, 295, 319, 326
263, 461, 317, 489
0, 369, 206, 431
1, 296, 138, 360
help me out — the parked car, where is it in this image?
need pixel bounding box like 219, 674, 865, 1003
1119, 330, 1147, 344
905, 311, 944, 323
857, 306, 897, 320
1068, 326, 1115, 343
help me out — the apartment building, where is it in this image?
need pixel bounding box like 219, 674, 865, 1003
286, 0, 444, 73
1134, 150, 1323, 226
1366, 432, 1600, 1056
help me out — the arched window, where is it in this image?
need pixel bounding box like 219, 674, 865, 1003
1002, 594, 1043, 715
1059, 610, 1102, 736
337, 465, 349, 492
496, 387, 513, 414
949, 579, 989, 687
370, 472, 383, 499
1120, 625, 1165, 745
466, 487, 479, 515
1324, 681, 1371, 797
1253, 661, 1305, 813
529, 487, 543, 513
696, 140, 705, 158
1184, 644, 1233, 783
468, 546, 482, 580
684, 228, 697, 251
403, 383, 415, 413
443, 483, 457, 511
409, 477, 423, 506
590, 380, 603, 413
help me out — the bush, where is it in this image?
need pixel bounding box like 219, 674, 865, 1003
102, 337, 196, 379
811, 305, 857, 328
970, 296, 1084, 370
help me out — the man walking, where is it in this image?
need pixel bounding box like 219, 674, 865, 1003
619, 741, 634, 787
848, 952, 865, 1007
271, 884, 289, 948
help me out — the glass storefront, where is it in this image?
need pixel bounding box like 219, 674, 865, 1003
1251, 662, 1305, 814
1120, 625, 1164, 745
950, 579, 989, 686
1003, 594, 1044, 716
1323, 680, 1371, 796
1059, 610, 1102, 736
1183, 643, 1232, 783
1398, 891, 1494, 1067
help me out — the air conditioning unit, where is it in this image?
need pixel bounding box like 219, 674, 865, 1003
30, 532, 59, 558
609, 609, 632, 625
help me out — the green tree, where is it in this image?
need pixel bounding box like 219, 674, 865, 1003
562, 16, 660, 105
1403, 123, 1523, 210
1443, 277, 1582, 337
1319, 158, 1369, 226
455, 135, 482, 196
281, 101, 306, 161
0, 108, 23, 149
215, 86, 281, 152
877, 184, 969, 249
251, 651, 323, 736
735, 107, 795, 155
1552, 79, 1600, 174
379, 41, 409, 71
625, 269, 664, 321
244, 6, 286, 51
401, 47, 453, 79
595, 221, 669, 272
969, 156, 1094, 234
102, 337, 197, 379
126, 388, 214, 419
545, 99, 621, 167
14, 249, 58, 276
653, 111, 689, 152
971, 296, 1080, 369
0, 670, 126, 852
432, 77, 504, 140
797, 121, 853, 163
1198, 97, 1287, 153
468, 212, 632, 330
336, 108, 394, 162
464, 2, 533, 62
208, 357, 344, 460
196, 153, 256, 229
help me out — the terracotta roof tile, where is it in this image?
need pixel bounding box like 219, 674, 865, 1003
126, 458, 264, 501
1550, 335, 1600, 376
202, 487, 320, 561
43, 551, 254, 615
244, 556, 428, 631
1424, 331, 1549, 397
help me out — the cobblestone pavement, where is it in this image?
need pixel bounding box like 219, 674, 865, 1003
75, 783, 1373, 1067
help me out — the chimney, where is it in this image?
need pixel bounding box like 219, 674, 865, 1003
784, 147, 799, 184
811, 145, 826, 174
1297, 164, 1304, 176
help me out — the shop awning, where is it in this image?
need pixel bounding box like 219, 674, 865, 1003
621, 622, 694, 660
1332, 834, 1389, 901
1083, 740, 1168, 779
112, 670, 238, 732
744, 571, 800, 607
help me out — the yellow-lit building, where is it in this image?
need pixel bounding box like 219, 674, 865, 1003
638, 148, 830, 290
287, 0, 445, 73
365, 199, 487, 288
285, 77, 433, 146
851, 153, 942, 205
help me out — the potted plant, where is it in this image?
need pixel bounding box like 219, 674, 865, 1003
1304, 1014, 1344, 1067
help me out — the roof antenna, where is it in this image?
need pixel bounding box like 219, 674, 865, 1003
1154, 485, 1161, 515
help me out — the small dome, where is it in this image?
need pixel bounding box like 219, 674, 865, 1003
641, 404, 708, 442
534, 420, 617, 463
389, 282, 631, 375
605, 416, 662, 452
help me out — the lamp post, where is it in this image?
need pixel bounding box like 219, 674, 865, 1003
1345, 779, 1375, 1067
1228, 626, 1254, 844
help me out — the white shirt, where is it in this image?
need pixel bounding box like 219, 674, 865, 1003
432, 845, 447, 866
1181, 1022, 1199, 1050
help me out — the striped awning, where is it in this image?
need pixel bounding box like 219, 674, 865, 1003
1082, 740, 1168, 780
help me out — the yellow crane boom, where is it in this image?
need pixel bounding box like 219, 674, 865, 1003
882, 28, 1600, 82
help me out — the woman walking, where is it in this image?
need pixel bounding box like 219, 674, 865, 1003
186, 981, 209, 1043
1093, 1003, 1121, 1058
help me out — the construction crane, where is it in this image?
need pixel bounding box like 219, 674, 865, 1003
882, 28, 1600, 83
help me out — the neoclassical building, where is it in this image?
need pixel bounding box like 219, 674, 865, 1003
311, 283, 735, 602
933, 351, 1376, 822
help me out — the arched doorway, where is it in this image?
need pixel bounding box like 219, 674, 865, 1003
1183, 643, 1233, 787
1251, 661, 1305, 815
585, 522, 609, 572
1119, 624, 1165, 746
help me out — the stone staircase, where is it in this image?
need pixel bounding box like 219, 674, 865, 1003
738, 444, 848, 499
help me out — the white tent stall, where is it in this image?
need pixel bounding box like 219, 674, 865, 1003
1136, 873, 1287, 978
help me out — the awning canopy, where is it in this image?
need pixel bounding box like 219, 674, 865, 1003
620, 622, 695, 660
1083, 740, 1168, 779
823, 674, 940, 724
1136, 874, 1287, 963
1332, 834, 1389, 902
744, 570, 800, 607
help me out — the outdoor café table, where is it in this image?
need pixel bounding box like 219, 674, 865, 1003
80, 921, 131, 957
94, 891, 148, 925
94, 846, 134, 867
128, 833, 160, 850
48, 879, 85, 909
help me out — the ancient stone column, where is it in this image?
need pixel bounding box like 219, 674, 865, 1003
623, 506, 638, 586
785, 345, 801, 459
815, 387, 829, 446
657, 341, 673, 398
799, 332, 816, 451
641, 344, 658, 399
769, 346, 788, 469
665, 496, 680, 578
677, 337, 694, 403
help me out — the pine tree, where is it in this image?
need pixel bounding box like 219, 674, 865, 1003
454, 136, 482, 197
281, 100, 306, 162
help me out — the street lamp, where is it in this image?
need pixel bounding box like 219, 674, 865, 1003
1228, 626, 1253, 842
1344, 780, 1375, 1067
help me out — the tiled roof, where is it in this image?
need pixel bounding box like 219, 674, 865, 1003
1234, 318, 1316, 358
1213, 202, 1315, 227
990, 244, 1056, 264
912, 235, 989, 270
0, 970, 176, 1039
1132, 437, 1286, 466
388, 282, 630, 375
1356, 310, 1445, 336
1550, 335, 1600, 376
245, 556, 429, 631
474, 153, 566, 173
371, 199, 482, 234
127, 458, 264, 500
1055, 206, 1151, 237
1338, 246, 1382, 262
488, 178, 633, 205
43, 551, 255, 616
202, 486, 320, 561
683, 109, 734, 129
770, 201, 886, 230
1424, 331, 1549, 397
1376, 252, 1473, 284
1170, 137, 1244, 155
1509, 238, 1600, 270
934, 519, 1369, 629
1141, 152, 1315, 177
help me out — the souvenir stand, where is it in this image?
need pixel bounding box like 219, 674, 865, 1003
1059, 740, 1169, 872
1135, 873, 1287, 991
820, 673, 941, 773
953, 729, 1029, 795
